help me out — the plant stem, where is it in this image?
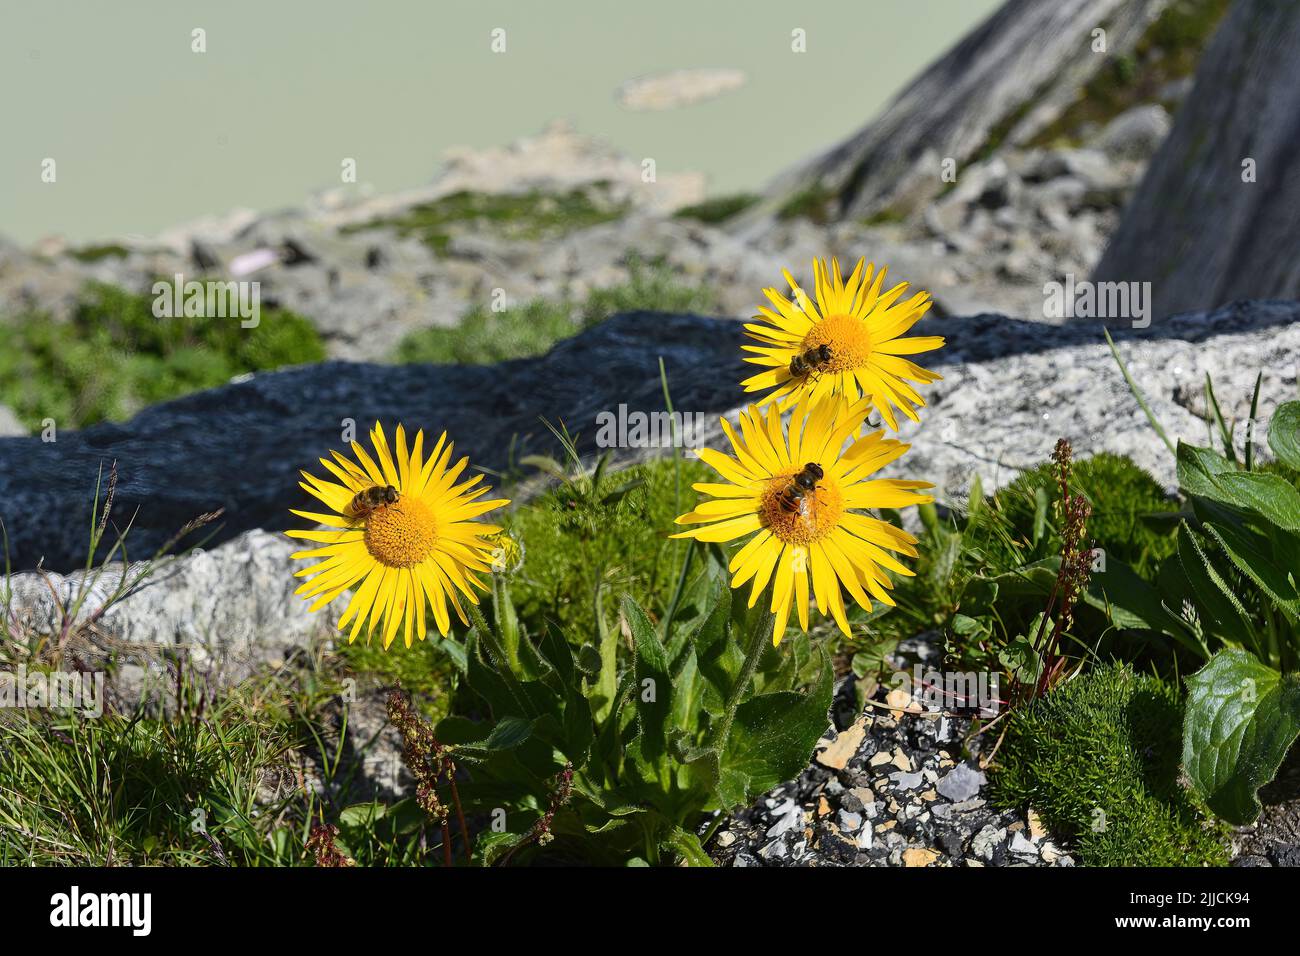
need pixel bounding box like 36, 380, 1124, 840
661, 538, 695, 642
710, 606, 773, 751
447, 771, 473, 862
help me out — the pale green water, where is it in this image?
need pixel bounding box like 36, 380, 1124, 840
1, 0, 1000, 245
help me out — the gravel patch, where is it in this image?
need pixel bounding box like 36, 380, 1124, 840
706, 666, 1074, 868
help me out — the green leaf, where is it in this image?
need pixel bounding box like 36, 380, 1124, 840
1204, 374, 1238, 464
1105, 326, 1175, 456
695, 584, 743, 713
1203, 521, 1300, 621
663, 826, 715, 867
592, 585, 619, 723
670, 646, 705, 734
434, 715, 491, 745
1176, 523, 1254, 642
1269, 401, 1300, 471
483, 716, 534, 751
1031, 486, 1049, 546
724, 647, 832, 799
716, 767, 751, 809
1183, 650, 1300, 824
337, 802, 386, 829
537, 624, 594, 763
474, 830, 523, 867
1176, 441, 1236, 500
1188, 468, 1300, 532
622, 596, 673, 762
1086, 555, 1203, 654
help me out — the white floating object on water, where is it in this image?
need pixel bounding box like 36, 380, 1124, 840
617, 68, 746, 111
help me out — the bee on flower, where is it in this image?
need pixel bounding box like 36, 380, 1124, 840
673, 395, 934, 644
741, 257, 945, 432
287, 422, 509, 649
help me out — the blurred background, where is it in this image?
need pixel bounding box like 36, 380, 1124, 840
1, 0, 999, 244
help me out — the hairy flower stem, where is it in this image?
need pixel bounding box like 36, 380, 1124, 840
447, 771, 472, 862
709, 606, 774, 754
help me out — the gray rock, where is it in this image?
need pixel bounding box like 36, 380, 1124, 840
3, 529, 338, 686
971, 824, 1008, 861
3, 299, 1298, 573
890, 771, 926, 791
1009, 831, 1039, 856
1091, 104, 1172, 162
937, 762, 988, 803
749, 0, 1171, 223
0, 404, 25, 437
1093, 1, 1300, 319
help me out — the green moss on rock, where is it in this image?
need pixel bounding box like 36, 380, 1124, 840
673, 193, 760, 224
776, 183, 836, 224
996, 452, 1179, 576
391, 256, 716, 366
990, 662, 1230, 866
342, 187, 627, 254
503, 455, 713, 638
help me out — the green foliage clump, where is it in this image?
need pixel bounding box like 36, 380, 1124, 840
990, 663, 1229, 866
673, 193, 760, 224
862, 206, 908, 226
0, 283, 325, 429
443, 571, 831, 865
0, 685, 306, 865
343, 187, 626, 254
394, 298, 575, 366
391, 256, 716, 366
67, 243, 130, 263
776, 183, 836, 223
504, 455, 714, 639
997, 452, 1179, 575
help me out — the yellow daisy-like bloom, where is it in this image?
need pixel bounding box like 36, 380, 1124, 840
741, 257, 945, 431
672, 395, 933, 645
288, 422, 509, 649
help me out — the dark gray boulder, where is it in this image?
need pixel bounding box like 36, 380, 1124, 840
1093, 0, 1300, 319
3, 301, 1299, 574
748, 0, 1171, 224
0, 312, 749, 572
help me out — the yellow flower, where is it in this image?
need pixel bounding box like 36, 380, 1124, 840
288, 422, 509, 649
741, 257, 944, 431
672, 395, 934, 644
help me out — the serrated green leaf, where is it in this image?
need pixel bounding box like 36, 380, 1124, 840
483, 716, 534, 750
1269, 401, 1300, 471
622, 596, 673, 761
723, 647, 833, 800
1176, 441, 1236, 500
473, 830, 523, 867
1176, 523, 1254, 643
1183, 650, 1300, 824
663, 826, 715, 867
1203, 521, 1300, 621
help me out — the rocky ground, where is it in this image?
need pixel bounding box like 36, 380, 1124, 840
707, 640, 1073, 868
0, 95, 1168, 374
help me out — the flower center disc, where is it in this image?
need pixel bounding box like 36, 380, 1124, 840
363, 495, 438, 567
802, 313, 871, 372
759, 466, 844, 545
